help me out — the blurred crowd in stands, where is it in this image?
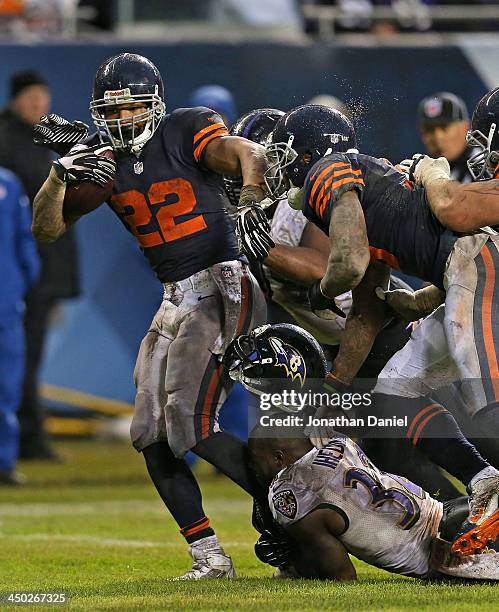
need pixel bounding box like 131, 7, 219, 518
0, 1, 498, 38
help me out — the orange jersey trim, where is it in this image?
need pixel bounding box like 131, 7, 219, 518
309, 162, 350, 203
193, 122, 227, 144
193, 128, 228, 162
369, 246, 401, 270
201, 364, 223, 439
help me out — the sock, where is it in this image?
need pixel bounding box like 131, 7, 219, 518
193, 431, 266, 499
142, 441, 215, 544
373, 393, 490, 486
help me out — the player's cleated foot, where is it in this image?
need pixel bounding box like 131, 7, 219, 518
451, 467, 499, 557
273, 564, 300, 579
173, 536, 236, 580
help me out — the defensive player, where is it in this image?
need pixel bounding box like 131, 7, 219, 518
262, 104, 499, 555
227, 108, 459, 498
31, 53, 275, 579
225, 323, 498, 580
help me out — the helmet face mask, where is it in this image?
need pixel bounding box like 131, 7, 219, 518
466, 122, 498, 181
90, 54, 166, 154
264, 134, 297, 200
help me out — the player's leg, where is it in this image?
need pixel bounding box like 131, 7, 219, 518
442, 234, 499, 554
132, 298, 232, 579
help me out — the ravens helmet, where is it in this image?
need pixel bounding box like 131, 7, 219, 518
224, 108, 284, 207
90, 53, 166, 153
223, 323, 326, 409
265, 104, 356, 199
467, 87, 499, 181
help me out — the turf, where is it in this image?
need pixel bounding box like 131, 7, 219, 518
0, 440, 496, 611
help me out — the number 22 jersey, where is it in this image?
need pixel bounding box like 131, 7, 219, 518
269, 436, 443, 578
108, 106, 240, 283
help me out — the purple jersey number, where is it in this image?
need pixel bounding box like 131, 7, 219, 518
344, 468, 421, 530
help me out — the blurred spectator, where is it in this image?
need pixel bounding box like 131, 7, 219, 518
0, 167, 40, 484
418, 92, 474, 183
0, 70, 80, 460
187, 85, 237, 127
0, 0, 65, 35
211, 0, 301, 28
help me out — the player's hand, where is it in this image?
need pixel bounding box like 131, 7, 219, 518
236, 203, 275, 262
397, 154, 450, 187
308, 280, 346, 319
376, 286, 421, 321
52, 144, 116, 187
255, 529, 296, 568
34, 114, 89, 156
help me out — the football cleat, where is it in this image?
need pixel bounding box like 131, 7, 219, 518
451, 468, 499, 556
173, 536, 236, 580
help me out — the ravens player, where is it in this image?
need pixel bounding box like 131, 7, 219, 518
226, 108, 460, 500
264, 104, 499, 556
32, 53, 275, 579
225, 324, 498, 580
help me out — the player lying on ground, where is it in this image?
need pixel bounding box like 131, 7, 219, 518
225, 108, 460, 500
225, 323, 499, 580
261, 103, 499, 555
31, 52, 277, 580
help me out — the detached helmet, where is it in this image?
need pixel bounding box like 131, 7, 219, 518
223, 324, 327, 407
90, 53, 166, 154
224, 108, 284, 207
265, 104, 356, 198
467, 87, 499, 181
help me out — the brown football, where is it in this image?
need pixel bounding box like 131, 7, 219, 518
62, 148, 115, 218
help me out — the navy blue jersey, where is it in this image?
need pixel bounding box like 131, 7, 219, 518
106, 106, 239, 282
302, 152, 458, 288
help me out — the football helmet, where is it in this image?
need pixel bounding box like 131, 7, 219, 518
224, 108, 284, 207
223, 323, 327, 405
265, 104, 356, 198
467, 87, 499, 181
90, 53, 166, 154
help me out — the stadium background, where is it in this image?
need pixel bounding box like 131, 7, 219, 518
0, 40, 496, 414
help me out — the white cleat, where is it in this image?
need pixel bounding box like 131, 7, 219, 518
173, 536, 236, 581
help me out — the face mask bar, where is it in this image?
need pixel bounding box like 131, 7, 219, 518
90, 92, 166, 153
264, 135, 298, 200
466, 122, 497, 181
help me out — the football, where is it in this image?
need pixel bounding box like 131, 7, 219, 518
62, 147, 115, 218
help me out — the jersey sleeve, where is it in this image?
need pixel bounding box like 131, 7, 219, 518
171, 106, 229, 167
306, 154, 364, 224
269, 480, 322, 528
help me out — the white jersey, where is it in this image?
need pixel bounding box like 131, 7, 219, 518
269, 435, 443, 578
266, 199, 351, 345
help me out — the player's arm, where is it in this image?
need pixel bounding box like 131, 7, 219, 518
376, 283, 445, 321
32, 145, 115, 243
204, 135, 268, 195
321, 190, 370, 298
285, 508, 356, 581
264, 222, 330, 286
331, 261, 390, 384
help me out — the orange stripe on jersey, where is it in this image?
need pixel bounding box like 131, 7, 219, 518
310, 162, 350, 203
193, 128, 228, 162
193, 122, 227, 144
315, 175, 364, 218
329, 176, 364, 193
480, 246, 499, 401
369, 246, 401, 270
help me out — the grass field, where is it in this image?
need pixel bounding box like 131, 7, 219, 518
0, 439, 496, 611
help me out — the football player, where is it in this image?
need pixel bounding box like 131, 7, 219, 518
226, 324, 498, 581
226, 108, 459, 499
263, 104, 499, 556
31, 53, 275, 579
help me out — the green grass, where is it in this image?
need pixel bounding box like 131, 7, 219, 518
0, 440, 496, 611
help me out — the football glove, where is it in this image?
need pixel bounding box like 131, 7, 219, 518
308, 280, 346, 319
236, 203, 274, 262
52, 144, 116, 187
376, 284, 445, 321
254, 529, 297, 568
34, 114, 89, 156
397, 154, 450, 187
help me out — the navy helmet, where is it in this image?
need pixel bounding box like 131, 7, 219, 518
90, 53, 166, 153
467, 88, 499, 181
223, 323, 327, 410
265, 104, 356, 198
224, 108, 284, 207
